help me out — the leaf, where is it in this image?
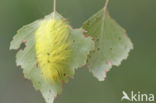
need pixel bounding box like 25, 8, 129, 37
82, 7, 133, 81
10, 12, 94, 103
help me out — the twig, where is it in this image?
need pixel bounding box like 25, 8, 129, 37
104, 0, 109, 11
54, 0, 56, 13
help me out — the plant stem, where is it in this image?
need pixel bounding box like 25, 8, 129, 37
54, 0, 56, 13
104, 0, 109, 11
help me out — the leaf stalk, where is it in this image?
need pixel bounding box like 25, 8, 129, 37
104, 0, 109, 11
54, 0, 56, 13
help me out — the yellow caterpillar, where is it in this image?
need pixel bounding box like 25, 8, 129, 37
35, 18, 71, 83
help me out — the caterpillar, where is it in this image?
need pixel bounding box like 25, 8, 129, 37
35, 17, 71, 83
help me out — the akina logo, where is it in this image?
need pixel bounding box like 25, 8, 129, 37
121, 91, 155, 102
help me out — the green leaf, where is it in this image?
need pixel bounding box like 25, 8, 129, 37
82, 8, 133, 81
10, 12, 94, 103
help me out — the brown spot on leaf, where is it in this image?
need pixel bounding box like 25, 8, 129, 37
119, 37, 121, 40
64, 73, 66, 77
36, 63, 38, 68
97, 48, 100, 51
47, 53, 50, 56
48, 60, 50, 63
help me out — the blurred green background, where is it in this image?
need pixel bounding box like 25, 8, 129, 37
0, 0, 156, 103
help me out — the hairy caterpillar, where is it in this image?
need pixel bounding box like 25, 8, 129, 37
35, 17, 71, 83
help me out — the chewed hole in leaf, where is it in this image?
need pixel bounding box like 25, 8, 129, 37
19, 40, 27, 51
